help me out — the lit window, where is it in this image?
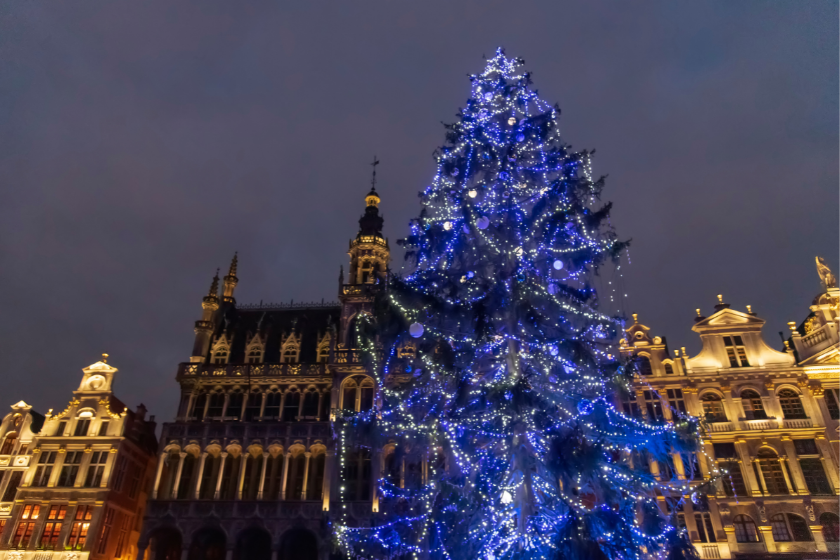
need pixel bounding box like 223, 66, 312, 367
825, 389, 839, 420
741, 390, 767, 420
701, 394, 727, 423
68, 506, 94, 549
770, 513, 812, 542
723, 336, 750, 367
733, 514, 760, 543
213, 348, 229, 365
40, 505, 66, 548
778, 389, 807, 420
12, 504, 40, 548
666, 389, 686, 415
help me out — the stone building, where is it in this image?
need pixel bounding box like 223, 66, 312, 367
0, 357, 158, 560
137, 187, 391, 560
619, 262, 839, 560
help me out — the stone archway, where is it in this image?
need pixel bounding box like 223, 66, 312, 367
188, 526, 226, 560
148, 526, 182, 560
279, 527, 318, 560
233, 526, 272, 560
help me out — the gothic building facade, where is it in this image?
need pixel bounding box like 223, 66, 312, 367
620, 263, 839, 560
0, 357, 158, 560
137, 188, 391, 560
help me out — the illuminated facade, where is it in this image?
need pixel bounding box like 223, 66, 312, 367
137, 187, 390, 560
0, 357, 158, 560
620, 262, 839, 560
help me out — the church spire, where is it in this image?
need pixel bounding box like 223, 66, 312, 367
223, 253, 239, 304
192, 269, 220, 363
348, 160, 390, 285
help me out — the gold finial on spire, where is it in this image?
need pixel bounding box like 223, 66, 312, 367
717, 294, 723, 304
632, 313, 638, 323
228, 252, 238, 278
787, 321, 797, 332
101, 353, 108, 364
208, 269, 220, 297
696, 308, 701, 316
746, 305, 752, 314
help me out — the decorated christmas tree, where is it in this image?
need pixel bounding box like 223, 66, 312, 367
336, 49, 700, 560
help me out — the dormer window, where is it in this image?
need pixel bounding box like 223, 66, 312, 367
315, 333, 330, 364
664, 363, 674, 375
723, 336, 750, 367
213, 348, 229, 365
281, 335, 300, 363
246, 348, 263, 364
637, 356, 653, 376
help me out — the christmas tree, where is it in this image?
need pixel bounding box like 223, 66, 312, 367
337, 49, 700, 560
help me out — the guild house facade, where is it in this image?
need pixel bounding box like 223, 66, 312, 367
620, 259, 839, 560
136, 187, 392, 560
0, 357, 158, 560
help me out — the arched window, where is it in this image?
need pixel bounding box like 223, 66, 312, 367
778, 389, 807, 420
282, 390, 300, 422
306, 452, 325, 500
664, 363, 674, 375
244, 391, 262, 421
206, 391, 225, 419
241, 453, 263, 501
213, 347, 229, 365
732, 515, 760, 543
220, 453, 241, 500
1, 432, 18, 455
820, 512, 839, 543
637, 356, 653, 376
264, 391, 281, 419
286, 452, 306, 500
770, 513, 812, 542
384, 447, 400, 487
301, 390, 319, 419
191, 393, 208, 420
341, 376, 375, 413
316, 335, 330, 363
198, 454, 220, 500
343, 448, 371, 501
176, 453, 197, 500
741, 390, 767, 420
757, 448, 789, 495
281, 336, 300, 364
701, 394, 727, 423
246, 347, 263, 364
265, 452, 285, 500
226, 391, 244, 420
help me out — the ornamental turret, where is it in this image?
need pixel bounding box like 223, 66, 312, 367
223, 252, 238, 304
348, 160, 390, 286
190, 270, 220, 362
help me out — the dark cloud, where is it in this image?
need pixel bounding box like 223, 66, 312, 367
0, 1, 836, 418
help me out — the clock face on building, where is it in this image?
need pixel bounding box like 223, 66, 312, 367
86, 374, 106, 390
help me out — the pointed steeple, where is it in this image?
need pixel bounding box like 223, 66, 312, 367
223, 253, 239, 304
192, 269, 220, 363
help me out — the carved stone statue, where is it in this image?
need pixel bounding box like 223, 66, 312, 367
816, 256, 837, 289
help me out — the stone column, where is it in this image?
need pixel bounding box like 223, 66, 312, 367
810, 525, 828, 552
734, 440, 761, 496
171, 453, 188, 498
322, 449, 333, 511
301, 452, 312, 500
815, 435, 840, 492
100, 448, 118, 488
240, 395, 249, 421
752, 459, 769, 495
151, 452, 167, 499
672, 452, 686, 480
202, 396, 211, 421
758, 525, 776, 552
257, 453, 269, 499
777, 457, 796, 495
780, 438, 808, 495
799, 382, 826, 426
214, 452, 228, 499
237, 454, 248, 500
259, 392, 267, 419
194, 452, 208, 499
221, 394, 230, 419
75, 448, 94, 488
280, 452, 291, 500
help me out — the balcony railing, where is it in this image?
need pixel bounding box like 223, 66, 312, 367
178, 363, 328, 378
